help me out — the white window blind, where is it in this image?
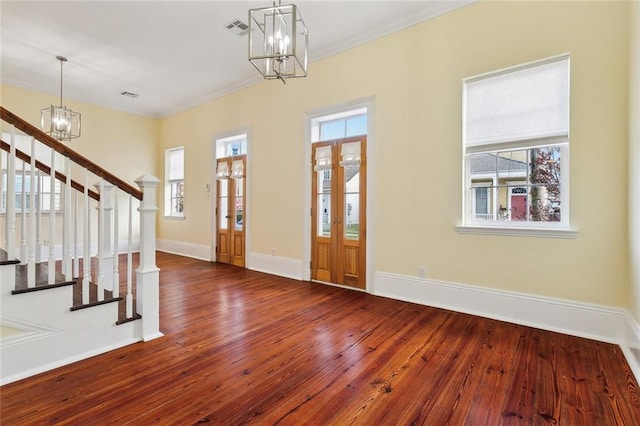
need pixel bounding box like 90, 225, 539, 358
167, 148, 184, 181
464, 56, 569, 152
314, 146, 332, 171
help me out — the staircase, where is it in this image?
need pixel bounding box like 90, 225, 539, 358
0, 107, 161, 385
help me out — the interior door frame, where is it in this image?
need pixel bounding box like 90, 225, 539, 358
211, 128, 252, 266
303, 97, 376, 292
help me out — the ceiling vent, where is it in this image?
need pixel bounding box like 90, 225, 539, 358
225, 19, 249, 36
120, 91, 139, 98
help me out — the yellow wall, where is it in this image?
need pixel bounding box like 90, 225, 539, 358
1, 84, 160, 240
630, 1, 640, 320
1, 84, 159, 183
159, 1, 631, 308
2, 2, 630, 309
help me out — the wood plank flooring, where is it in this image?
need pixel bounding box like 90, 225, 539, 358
1, 252, 639, 425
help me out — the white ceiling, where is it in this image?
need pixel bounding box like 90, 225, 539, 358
1, 1, 472, 118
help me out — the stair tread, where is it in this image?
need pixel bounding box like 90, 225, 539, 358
12, 263, 75, 294
71, 279, 122, 310
8, 255, 141, 324
0, 248, 20, 266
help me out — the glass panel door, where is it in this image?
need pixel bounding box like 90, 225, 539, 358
343, 165, 360, 241
235, 177, 244, 231
317, 170, 331, 237
216, 156, 246, 266
311, 137, 366, 289
219, 175, 228, 231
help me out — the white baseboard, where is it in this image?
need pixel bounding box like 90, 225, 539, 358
0, 335, 141, 386
156, 239, 211, 261
144, 246, 640, 380
247, 252, 304, 280
374, 271, 640, 382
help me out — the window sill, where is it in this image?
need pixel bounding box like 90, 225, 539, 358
164, 215, 185, 221
455, 224, 578, 239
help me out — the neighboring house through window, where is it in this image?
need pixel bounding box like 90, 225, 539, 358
1, 133, 63, 213
165, 147, 184, 218
462, 55, 570, 232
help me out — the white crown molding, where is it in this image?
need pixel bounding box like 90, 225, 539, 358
161, 1, 477, 118
309, 1, 476, 64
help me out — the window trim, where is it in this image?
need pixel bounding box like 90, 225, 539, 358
459, 55, 577, 237
455, 224, 577, 239
164, 146, 185, 218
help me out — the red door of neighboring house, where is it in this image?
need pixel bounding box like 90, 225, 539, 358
511, 195, 527, 220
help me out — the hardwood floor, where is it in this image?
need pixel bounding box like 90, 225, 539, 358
1, 252, 639, 424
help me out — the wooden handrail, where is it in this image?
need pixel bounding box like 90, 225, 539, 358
1, 139, 101, 201
1, 107, 143, 200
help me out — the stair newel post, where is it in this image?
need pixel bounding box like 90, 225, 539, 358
82, 169, 90, 305
47, 148, 56, 285
6, 126, 16, 260
27, 137, 37, 287
63, 157, 72, 280
135, 175, 162, 341
112, 190, 119, 298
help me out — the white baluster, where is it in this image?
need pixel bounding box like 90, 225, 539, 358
112, 190, 119, 298
126, 194, 133, 319
63, 157, 72, 280
27, 137, 36, 287
82, 170, 90, 305
0, 140, 3, 249
6, 126, 16, 260
94, 180, 114, 294
96, 180, 105, 301
20, 159, 26, 264
36, 171, 42, 263
73, 191, 80, 278
48, 149, 55, 284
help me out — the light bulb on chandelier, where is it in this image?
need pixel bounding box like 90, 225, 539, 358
40, 55, 81, 141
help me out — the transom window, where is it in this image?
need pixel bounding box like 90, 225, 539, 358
216, 134, 247, 159
462, 55, 570, 230
311, 107, 367, 142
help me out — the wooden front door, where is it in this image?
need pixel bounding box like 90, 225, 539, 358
311, 136, 366, 289
216, 156, 245, 267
